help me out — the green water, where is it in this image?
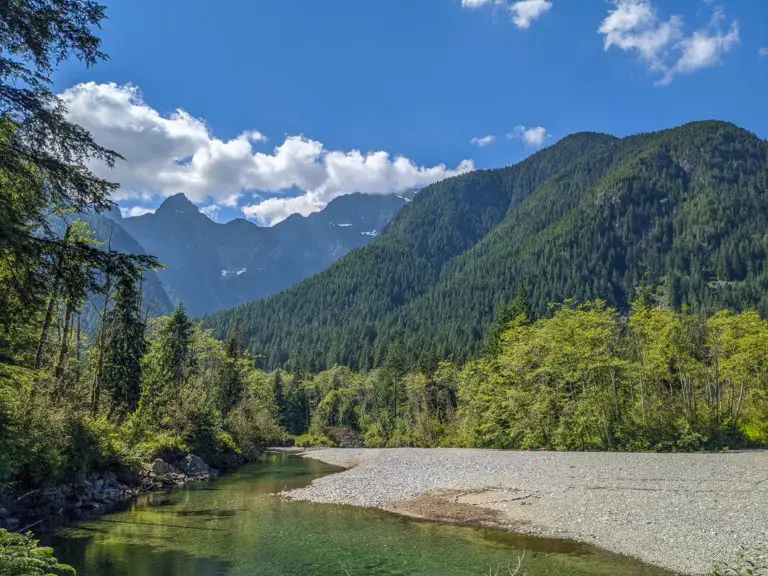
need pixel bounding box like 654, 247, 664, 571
49, 455, 675, 576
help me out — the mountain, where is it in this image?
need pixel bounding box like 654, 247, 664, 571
115, 192, 406, 316
203, 121, 768, 370
83, 213, 173, 318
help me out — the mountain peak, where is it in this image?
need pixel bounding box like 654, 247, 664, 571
156, 193, 199, 215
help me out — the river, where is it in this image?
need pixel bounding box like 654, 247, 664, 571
48, 454, 675, 575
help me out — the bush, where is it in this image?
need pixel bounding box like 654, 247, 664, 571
65, 416, 130, 477
294, 434, 336, 448
130, 430, 188, 463
0, 529, 75, 575
9, 399, 75, 487
226, 399, 285, 459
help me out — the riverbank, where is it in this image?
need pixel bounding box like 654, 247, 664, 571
284, 448, 768, 575
0, 454, 221, 532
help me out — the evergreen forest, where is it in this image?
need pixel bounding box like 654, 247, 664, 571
205, 121, 768, 371
2, 2, 768, 564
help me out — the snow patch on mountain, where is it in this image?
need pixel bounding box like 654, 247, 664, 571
221, 268, 247, 278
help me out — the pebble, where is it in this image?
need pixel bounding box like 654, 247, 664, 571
285, 447, 768, 576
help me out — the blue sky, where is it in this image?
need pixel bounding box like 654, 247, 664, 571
52, 0, 768, 225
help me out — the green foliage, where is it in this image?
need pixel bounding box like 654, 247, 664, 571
713, 544, 768, 576
159, 303, 197, 387
258, 299, 768, 453
102, 273, 147, 416
294, 434, 337, 448
0, 529, 75, 575
485, 286, 535, 356
458, 299, 768, 451
1, 300, 284, 491
126, 429, 186, 463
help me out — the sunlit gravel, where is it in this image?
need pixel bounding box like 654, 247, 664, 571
285, 448, 768, 575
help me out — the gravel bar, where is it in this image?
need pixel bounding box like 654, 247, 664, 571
284, 448, 768, 575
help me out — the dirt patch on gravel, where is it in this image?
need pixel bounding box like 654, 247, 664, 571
385, 489, 532, 531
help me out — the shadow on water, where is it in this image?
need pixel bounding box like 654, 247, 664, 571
52, 539, 231, 576
46, 454, 678, 576
171, 509, 241, 519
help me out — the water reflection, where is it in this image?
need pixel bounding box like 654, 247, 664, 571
48, 455, 676, 576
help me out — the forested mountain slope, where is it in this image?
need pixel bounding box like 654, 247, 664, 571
205, 121, 768, 370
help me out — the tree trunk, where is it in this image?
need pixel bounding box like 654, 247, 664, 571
54, 300, 74, 393
34, 225, 71, 369
75, 310, 82, 361
91, 273, 112, 416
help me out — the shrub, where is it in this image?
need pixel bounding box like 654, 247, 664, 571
130, 430, 188, 463
294, 434, 336, 448
226, 399, 284, 459
0, 529, 75, 575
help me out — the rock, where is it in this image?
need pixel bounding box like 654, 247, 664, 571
0, 506, 7, 517
178, 454, 212, 477
151, 458, 172, 476
115, 464, 139, 486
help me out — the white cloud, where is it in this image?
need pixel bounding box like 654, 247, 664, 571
242, 196, 319, 225
664, 19, 738, 84
507, 125, 549, 148
200, 204, 221, 221
243, 155, 475, 226
60, 82, 474, 226
599, 0, 683, 71
120, 205, 155, 218
508, 0, 552, 29
759, 47, 768, 57
470, 135, 496, 147
461, 0, 551, 29
598, 1, 739, 84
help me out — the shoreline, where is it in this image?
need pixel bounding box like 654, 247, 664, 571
0, 454, 229, 533
284, 447, 768, 576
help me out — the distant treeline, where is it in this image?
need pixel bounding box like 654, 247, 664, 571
281, 291, 768, 451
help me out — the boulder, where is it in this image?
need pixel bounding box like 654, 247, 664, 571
151, 458, 172, 476
178, 454, 212, 477
115, 464, 139, 486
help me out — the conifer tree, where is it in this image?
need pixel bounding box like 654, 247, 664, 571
217, 323, 245, 415
485, 285, 535, 357
103, 273, 147, 417
160, 302, 197, 387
